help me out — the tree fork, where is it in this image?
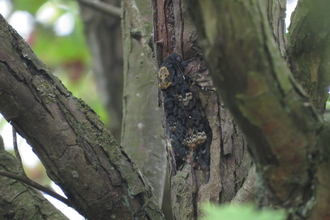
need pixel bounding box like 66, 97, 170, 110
187, 0, 330, 219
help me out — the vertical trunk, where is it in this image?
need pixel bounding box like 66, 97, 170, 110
121, 0, 167, 205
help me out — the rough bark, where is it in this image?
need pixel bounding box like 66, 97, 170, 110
0, 135, 69, 220
287, 0, 330, 113
152, 1, 252, 219
121, 0, 167, 205
0, 15, 164, 220
79, 0, 123, 141
188, 0, 330, 219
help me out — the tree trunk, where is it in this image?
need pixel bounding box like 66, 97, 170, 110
152, 1, 252, 219
0, 15, 164, 220
2, 0, 330, 219
121, 0, 167, 206
80, 0, 168, 207
188, 0, 330, 219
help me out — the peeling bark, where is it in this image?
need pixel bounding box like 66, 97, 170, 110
152, 1, 252, 219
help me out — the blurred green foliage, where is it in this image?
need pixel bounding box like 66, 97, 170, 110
325, 99, 330, 121
12, 0, 47, 15
0, 0, 109, 188
202, 203, 287, 220
0, 117, 6, 130
7, 0, 109, 125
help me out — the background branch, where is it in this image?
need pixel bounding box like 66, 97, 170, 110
12, 127, 26, 177
77, 0, 121, 17
0, 170, 71, 207
0, 134, 69, 219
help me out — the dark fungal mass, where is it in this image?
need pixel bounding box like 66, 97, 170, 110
158, 53, 211, 174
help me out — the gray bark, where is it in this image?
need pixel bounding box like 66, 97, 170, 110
121, 0, 167, 206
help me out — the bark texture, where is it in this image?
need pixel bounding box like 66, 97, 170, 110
0, 136, 69, 220
188, 0, 330, 219
0, 15, 164, 220
79, 0, 123, 141
152, 1, 252, 219
121, 0, 167, 205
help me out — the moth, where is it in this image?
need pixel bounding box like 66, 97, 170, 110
158, 53, 211, 173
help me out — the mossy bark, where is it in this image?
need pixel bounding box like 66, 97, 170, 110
188, 0, 330, 219
287, 0, 330, 113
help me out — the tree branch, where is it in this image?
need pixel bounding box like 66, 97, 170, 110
12, 127, 26, 176
0, 14, 164, 219
7, 128, 72, 206
0, 134, 69, 219
0, 170, 71, 207
265, 0, 286, 57
77, 0, 121, 17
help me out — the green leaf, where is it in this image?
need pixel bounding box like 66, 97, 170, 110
202, 203, 287, 220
